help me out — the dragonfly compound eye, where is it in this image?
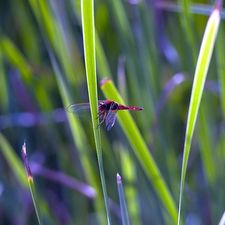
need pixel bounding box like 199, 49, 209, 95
111, 103, 118, 110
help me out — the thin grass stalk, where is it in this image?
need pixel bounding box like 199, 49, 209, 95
216, 26, 225, 118
177, 2, 222, 224
29, 0, 78, 87
47, 46, 106, 224
81, 1, 111, 224
13, 0, 41, 63
0, 51, 8, 110
179, 0, 197, 65
29, 4, 104, 220
117, 173, 131, 225
120, 148, 141, 225
21, 142, 42, 225
0, 135, 54, 223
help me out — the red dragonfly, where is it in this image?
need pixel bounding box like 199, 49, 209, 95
67, 100, 143, 130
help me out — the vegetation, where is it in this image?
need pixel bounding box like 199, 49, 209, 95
0, 0, 224, 224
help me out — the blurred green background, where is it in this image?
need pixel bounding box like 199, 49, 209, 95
0, 0, 225, 224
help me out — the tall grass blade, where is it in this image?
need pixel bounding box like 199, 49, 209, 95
29, 2, 106, 222
47, 45, 106, 224
180, 0, 217, 189
81, 0, 111, 224
101, 78, 178, 223
177, 2, 222, 224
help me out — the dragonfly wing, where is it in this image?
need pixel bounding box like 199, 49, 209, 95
66, 103, 90, 113
105, 110, 117, 130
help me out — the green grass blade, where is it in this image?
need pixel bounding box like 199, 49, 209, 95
177, 3, 221, 225
0, 36, 53, 111
30, 4, 104, 217
29, 0, 79, 86
179, 0, 217, 191
101, 79, 178, 223
216, 25, 225, 118
0, 51, 8, 110
0, 37, 32, 83
47, 45, 106, 224
69, 0, 111, 79
0, 133, 27, 187
117, 173, 131, 225
81, 1, 111, 224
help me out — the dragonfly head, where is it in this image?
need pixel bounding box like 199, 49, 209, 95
111, 102, 119, 110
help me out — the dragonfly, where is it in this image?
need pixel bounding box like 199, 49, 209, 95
67, 100, 144, 130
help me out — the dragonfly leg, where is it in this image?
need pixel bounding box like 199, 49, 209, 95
97, 111, 107, 128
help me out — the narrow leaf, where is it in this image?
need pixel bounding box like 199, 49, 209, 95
81, 0, 111, 224
101, 78, 178, 223
178, 2, 221, 224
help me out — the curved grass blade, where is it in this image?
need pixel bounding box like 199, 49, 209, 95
177, 2, 222, 225
0, 36, 53, 111
0, 37, 32, 83
179, 0, 217, 196
101, 78, 178, 224
81, 1, 111, 224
